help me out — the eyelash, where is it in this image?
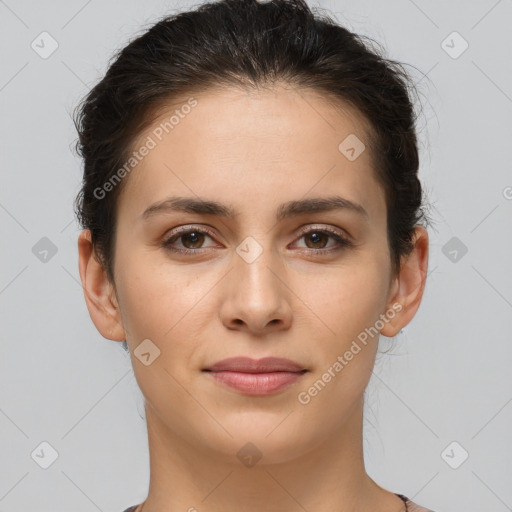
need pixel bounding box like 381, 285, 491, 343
161, 225, 354, 256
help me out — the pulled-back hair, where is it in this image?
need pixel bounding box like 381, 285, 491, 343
73, 0, 431, 284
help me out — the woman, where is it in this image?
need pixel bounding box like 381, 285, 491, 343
73, 0, 434, 510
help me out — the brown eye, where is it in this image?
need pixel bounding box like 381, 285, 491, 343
179, 231, 206, 249
162, 227, 218, 254
293, 227, 354, 255
161, 225, 353, 256
303, 231, 330, 249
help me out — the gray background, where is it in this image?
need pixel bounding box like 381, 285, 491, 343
1, 0, 511, 511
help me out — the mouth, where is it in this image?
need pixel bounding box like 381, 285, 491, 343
202, 357, 308, 396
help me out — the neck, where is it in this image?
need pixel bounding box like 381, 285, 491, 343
137, 397, 405, 512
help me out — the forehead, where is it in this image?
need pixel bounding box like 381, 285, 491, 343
117, 84, 386, 226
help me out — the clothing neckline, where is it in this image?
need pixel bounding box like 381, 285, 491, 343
395, 493, 410, 511
127, 493, 410, 512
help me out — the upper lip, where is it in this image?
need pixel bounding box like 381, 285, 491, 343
203, 357, 307, 373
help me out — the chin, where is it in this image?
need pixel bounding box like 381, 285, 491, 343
204, 421, 316, 467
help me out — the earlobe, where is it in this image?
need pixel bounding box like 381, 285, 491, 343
77, 229, 126, 342
380, 226, 429, 337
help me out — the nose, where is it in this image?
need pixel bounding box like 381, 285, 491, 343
219, 243, 292, 336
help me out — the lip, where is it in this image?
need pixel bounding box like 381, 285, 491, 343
202, 357, 308, 396
204, 356, 306, 373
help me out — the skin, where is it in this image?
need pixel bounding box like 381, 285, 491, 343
78, 83, 428, 512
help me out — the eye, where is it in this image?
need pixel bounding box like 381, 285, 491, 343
291, 226, 354, 255
161, 225, 354, 256
161, 226, 218, 254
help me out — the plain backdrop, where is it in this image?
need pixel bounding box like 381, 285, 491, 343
1, 1, 511, 511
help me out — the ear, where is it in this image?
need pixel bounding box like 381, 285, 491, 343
380, 226, 429, 337
77, 229, 126, 341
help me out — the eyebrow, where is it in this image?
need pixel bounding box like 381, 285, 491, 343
141, 195, 369, 222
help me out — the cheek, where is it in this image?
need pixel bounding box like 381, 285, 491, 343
293, 265, 386, 430
116, 249, 193, 331
116, 251, 218, 368
292, 259, 389, 347
289, 258, 388, 404
117, 258, 208, 407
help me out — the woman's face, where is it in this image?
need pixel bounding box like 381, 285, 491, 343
83, 84, 424, 464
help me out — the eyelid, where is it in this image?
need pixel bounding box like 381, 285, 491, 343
294, 223, 352, 241
170, 223, 352, 238
163, 224, 219, 245
167, 224, 216, 237
165, 223, 351, 241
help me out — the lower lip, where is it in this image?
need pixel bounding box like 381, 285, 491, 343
205, 371, 306, 395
